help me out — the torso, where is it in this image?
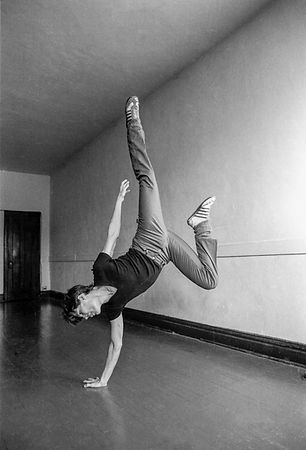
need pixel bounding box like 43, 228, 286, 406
92, 248, 162, 320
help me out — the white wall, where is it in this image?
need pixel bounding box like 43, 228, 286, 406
0, 170, 50, 293
51, 0, 306, 343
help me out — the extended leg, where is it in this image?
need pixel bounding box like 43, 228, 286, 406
126, 97, 169, 264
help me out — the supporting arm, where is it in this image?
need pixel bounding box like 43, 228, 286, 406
83, 314, 124, 388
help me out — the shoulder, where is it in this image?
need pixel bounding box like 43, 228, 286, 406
104, 303, 123, 322
93, 252, 113, 267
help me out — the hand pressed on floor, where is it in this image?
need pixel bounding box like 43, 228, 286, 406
83, 377, 107, 388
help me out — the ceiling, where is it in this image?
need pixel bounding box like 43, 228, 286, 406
1, 0, 271, 175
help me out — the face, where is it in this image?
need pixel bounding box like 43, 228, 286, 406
75, 291, 102, 320
75, 287, 116, 320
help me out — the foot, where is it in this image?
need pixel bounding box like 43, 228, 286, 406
125, 96, 140, 124
187, 196, 216, 228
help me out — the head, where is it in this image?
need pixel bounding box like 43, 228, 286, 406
62, 284, 116, 325
62, 284, 94, 326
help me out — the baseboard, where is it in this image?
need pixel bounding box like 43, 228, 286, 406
45, 291, 306, 367
40, 290, 64, 305
123, 309, 306, 367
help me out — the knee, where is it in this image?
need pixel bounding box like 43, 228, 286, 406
208, 277, 218, 290
201, 273, 218, 290
210, 274, 218, 290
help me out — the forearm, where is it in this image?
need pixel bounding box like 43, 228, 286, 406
108, 195, 123, 238
100, 341, 122, 384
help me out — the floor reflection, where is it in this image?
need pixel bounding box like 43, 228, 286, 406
0, 299, 54, 381
95, 388, 128, 447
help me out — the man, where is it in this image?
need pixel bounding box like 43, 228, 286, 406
63, 97, 218, 388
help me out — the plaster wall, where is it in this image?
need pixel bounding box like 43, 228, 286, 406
0, 170, 50, 293
51, 0, 306, 342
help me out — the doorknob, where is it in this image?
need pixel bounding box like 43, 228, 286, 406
9, 261, 13, 267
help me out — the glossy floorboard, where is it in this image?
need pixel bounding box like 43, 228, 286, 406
1, 300, 305, 450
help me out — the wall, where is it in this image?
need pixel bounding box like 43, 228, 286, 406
51, 0, 306, 343
0, 170, 50, 293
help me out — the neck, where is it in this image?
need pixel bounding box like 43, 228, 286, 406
94, 286, 117, 305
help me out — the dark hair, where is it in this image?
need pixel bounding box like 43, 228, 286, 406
62, 284, 94, 326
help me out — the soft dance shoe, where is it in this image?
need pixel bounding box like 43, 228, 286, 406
125, 96, 140, 123
187, 196, 216, 228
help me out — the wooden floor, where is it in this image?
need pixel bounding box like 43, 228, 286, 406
1, 300, 305, 450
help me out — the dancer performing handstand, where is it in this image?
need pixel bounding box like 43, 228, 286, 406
63, 97, 218, 388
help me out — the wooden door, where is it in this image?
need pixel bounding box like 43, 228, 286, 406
4, 211, 41, 301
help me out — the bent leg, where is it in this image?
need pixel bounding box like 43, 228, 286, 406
167, 223, 218, 290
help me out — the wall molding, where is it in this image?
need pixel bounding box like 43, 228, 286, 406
217, 238, 306, 258
50, 253, 306, 263
45, 290, 306, 367
49, 238, 306, 262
